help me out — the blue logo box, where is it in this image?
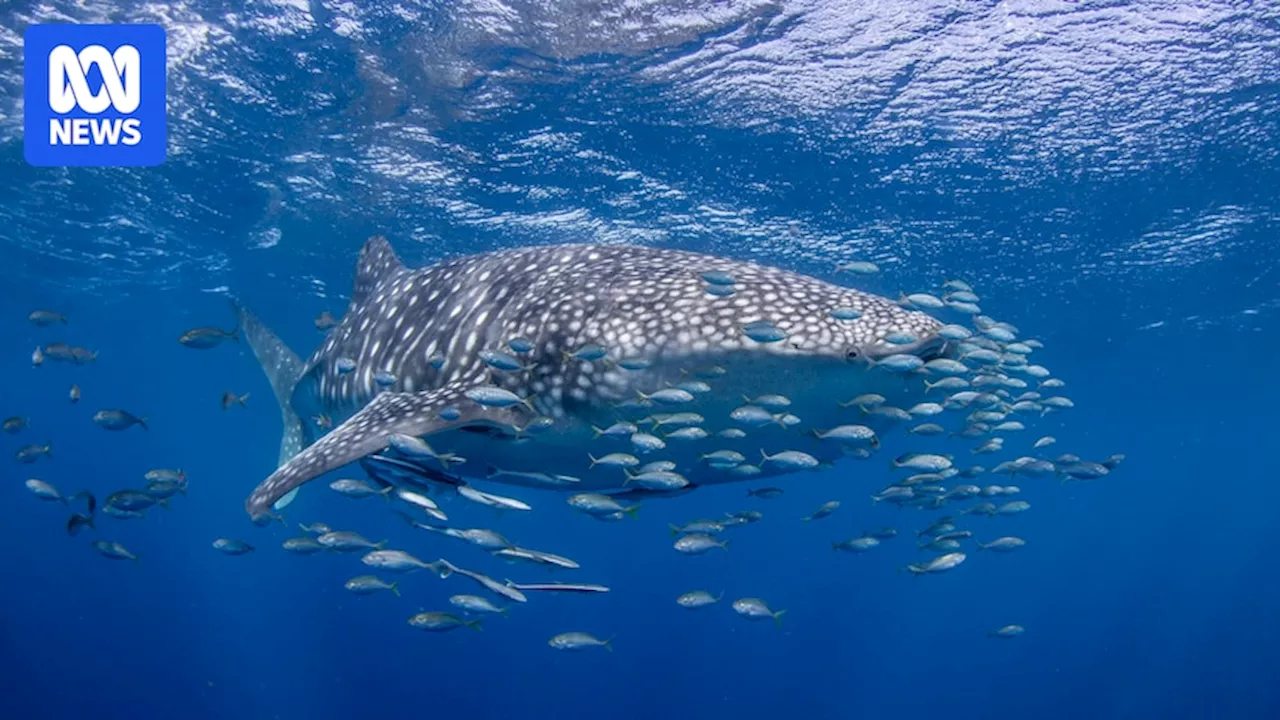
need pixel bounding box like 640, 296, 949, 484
24, 24, 167, 167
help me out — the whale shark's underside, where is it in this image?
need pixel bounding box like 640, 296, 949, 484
239, 237, 949, 522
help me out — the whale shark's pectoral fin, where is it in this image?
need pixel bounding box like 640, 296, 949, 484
244, 383, 518, 523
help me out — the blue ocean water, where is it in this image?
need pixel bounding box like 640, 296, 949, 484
3, 2, 1280, 719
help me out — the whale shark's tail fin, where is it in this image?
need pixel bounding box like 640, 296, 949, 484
244, 383, 522, 523
232, 300, 308, 486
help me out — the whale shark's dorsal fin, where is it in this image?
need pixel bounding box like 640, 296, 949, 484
352, 235, 406, 307
244, 383, 521, 523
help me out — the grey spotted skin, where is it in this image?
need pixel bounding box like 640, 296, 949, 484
240, 237, 946, 522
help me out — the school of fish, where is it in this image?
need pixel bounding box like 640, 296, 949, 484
9, 244, 1121, 650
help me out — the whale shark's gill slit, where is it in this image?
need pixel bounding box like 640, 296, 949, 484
244, 384, 518, 521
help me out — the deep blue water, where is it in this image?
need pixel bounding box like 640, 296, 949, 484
3, 2, 1280, 719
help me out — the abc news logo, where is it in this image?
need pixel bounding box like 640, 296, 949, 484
24, 24, 166, 167
48, 44, 144, 146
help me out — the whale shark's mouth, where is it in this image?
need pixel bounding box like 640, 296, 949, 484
859, 332, 950, 363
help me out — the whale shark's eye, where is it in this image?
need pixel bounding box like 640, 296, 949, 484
845, 348, 860, 360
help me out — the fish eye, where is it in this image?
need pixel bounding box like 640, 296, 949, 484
845, 348, 859, 360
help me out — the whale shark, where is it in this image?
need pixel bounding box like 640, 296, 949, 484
238, 236, 949, 523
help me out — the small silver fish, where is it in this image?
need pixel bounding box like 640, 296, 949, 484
803, 501, 840, 522
548, 632, 612, 652
812, 425, 879, 446
836, 260, 880, 275
760, 449, 820, 471
93, 410, 147, 431
456, 485, 532, 511
345, 575, 399, 596
568, 493, 639, 518
905, 552, 966, 575
673, 533, 728, 555
872, 354, 924, 373
329, 479, 393, 499
565, 343, 608, 362
479, 349, 531, 372
676, 590, 723, 609
742, 320, 787, 344
362, 549, 441, 573
25, 478, 64, 503
408, 612, 482, 632
450, 594, 507, 615
465, 386, 534, 411
282, 536, 325, 554
989, 625, 1025, 638
317, 531, 385, 552
899, 292, 945, 310
588, 452, 640, 469
93, 540, 138, 562
833, 537, 880, 553
212, 538, 254, 555
732, 597, 786, 625
978, 536, 1026, 552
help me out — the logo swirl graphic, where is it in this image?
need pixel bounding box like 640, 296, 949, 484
47, 44, 140, 114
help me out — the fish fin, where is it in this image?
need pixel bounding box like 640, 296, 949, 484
603, 636, 614, 652
137, 417, 149, 431
232, 299, 308, 471
239, 393, 250, 407
466, 619, 483, 632
390, 582, 400, 597
715, 591, 724, 601
720, 540, 729, 552
772, 610, 787, 627
273, 488, 299, 511
244, 383, 517, 522
669, 523, 680, 537
350, 236, 407, 309
623, 504, 641, 520
157, 497, 170, 511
